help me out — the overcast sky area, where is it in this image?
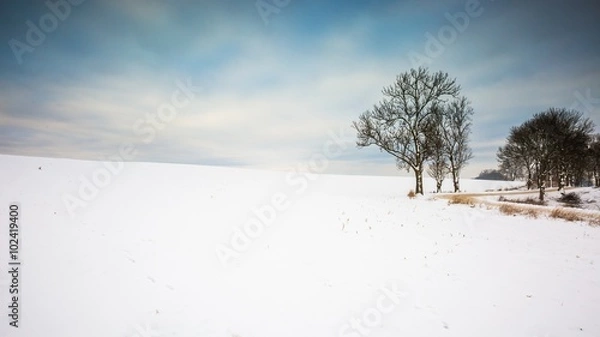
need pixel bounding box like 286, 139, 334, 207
1, 0, 599, 178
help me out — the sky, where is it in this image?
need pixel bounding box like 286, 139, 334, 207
0, 0, 599, 178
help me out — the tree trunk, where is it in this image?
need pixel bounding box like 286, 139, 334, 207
436, 179, 443, 193
452, 169, 460, 193
538, 173, 546, 201
574, 172, 583, 187
558, 171, 565, 193
414, 168, 424, 195
448, 155, 460, 193
567, 174, 573, 187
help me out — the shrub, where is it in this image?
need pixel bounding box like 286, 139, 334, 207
557, 192, 582, 207
407, 190, 416, 199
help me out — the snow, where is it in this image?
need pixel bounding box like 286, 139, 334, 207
477, 186, 600, 212
0, 154, 599, 337
547, 188, 600, 211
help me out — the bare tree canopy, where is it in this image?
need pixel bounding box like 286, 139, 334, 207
426, 110, 448, 193
441, 96, 473, 192
426, 97, 474, 193
497, 124, 535, 188
497, 108, 595, 201
589, 134, 600, 187
352, 67, 462, 195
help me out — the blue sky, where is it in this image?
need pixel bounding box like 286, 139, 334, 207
1, 0, 599, 177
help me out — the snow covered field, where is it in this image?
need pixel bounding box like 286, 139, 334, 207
0, 154, 599, 337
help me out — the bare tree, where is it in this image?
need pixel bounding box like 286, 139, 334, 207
554, 112, 594, 191
498, 108, 594, 201
588, 134, 600, 187
426, 109, 449, 193
497, 125, 535, 189
441, 96, 473, 192
353, 68, 461, 194
497, 153, 525, 181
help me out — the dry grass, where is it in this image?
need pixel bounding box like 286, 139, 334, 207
448, 195, 477, 206
548, 208, 600, 226
407, 190, 416, 199
549, 208, 585, 222
524, 209, 540, 218
498, 204, 519, 216
498, 196, 546, 206
443, 191, 600, 227
498, 204, 539, 218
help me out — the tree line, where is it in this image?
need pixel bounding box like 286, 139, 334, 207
497, 108, 599, 201
351, 68, 598, 199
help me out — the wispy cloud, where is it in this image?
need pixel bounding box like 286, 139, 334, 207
0, 0, 598, 178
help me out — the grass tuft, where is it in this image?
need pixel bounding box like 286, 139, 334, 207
498, 204, 539, 218
498, 204, 519, 216
448, 195, 477, 206
549, 208, 585, 222
590, 214, 600, 226
524, 208, 540, 219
